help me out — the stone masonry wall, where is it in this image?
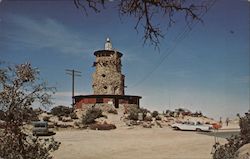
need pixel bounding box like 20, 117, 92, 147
92, 51, 125, 95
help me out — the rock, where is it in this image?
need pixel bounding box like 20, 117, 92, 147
236, 143, 250, 159
125, 120, 132, 126
142, 122, 152, 128
62, 116, 73, 122
138, 113, 143, 121
146, 112, 152, 118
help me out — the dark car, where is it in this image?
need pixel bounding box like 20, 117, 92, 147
32, 121, 49, 136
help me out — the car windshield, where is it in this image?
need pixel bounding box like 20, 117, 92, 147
33, 122, 47, 128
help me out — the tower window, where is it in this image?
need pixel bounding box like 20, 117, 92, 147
104, 86, 107, 89
102, 74, 106, 77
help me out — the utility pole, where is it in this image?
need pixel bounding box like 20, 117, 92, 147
65, 69, 81, 106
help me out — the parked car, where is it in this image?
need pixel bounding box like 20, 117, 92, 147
32, 121, 49, 136
171, 121, 212, 132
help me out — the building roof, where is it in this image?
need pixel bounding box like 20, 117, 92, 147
94, 50, 123, 58
73, 94, 141, 100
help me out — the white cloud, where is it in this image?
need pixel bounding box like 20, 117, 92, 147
3, 14, 93, 55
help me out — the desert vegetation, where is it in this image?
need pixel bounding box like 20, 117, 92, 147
212, 112, 250, 159
89, 121, 116, 130
0, 63, 60, 159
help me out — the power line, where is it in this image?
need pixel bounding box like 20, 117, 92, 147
131, 0, 217, 88
65, 69, 81, 106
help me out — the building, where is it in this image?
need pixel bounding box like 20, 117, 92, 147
74, 38, 141, 109
92, 38, 125, 95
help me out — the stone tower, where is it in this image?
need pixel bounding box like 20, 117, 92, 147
92, 38, 125, 95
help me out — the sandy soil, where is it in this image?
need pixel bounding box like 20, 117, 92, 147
52, 127, 227, 159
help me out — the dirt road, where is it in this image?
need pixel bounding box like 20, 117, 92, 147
52, 127, 226, 159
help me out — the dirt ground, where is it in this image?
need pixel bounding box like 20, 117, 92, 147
52, 127, 227, 159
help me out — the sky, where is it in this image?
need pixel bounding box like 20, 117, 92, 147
0, 0, 249, 120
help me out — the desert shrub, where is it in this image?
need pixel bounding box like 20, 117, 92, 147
144, 116, 152, 121
127, 107, 140, 120
139, 107, 150, 118
57, 124, 72, 128
152, 111, 159, 118
74, 121, 80, 127
51, 105, 73, 117
155, 115, 162, 120
58, 116, 62, 121
82, 108, 103, 125
0, 110, 5, 120
74, 121, 87, 129
43, 116, 50, 122
213, 113, 250, 159
240, 113, 250, 142
102, 114, 108, 119
108, 109, 118, 114
62, 117, 73, 122
70, 112, 78, 119
0, 63, 60, 159
126, 107, 151, 121
0, 120, 6, 129
89, 122, 116, 130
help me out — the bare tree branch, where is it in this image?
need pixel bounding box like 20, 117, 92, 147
73, 0, 210, 49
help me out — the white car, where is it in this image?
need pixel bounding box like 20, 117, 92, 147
171, 121, 212, 132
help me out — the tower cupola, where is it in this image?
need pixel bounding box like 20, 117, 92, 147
104, 37, 112, 50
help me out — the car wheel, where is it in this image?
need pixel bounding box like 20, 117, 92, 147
196, 128, 202, 132
174, 127, 180, 130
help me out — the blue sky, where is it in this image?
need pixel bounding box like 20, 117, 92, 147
0, 0, 249, 119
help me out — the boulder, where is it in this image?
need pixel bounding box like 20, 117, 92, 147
142, 122, 152, 128
236, 143, 250, 159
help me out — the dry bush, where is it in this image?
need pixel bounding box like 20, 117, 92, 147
51, 105, 73, 117
126, 107, 151, 121
152, 111, 159, 118
43, 116, 50, 122
108, 109, 118, 114
61, 117, 73, 122
0, 63, 60, 159
155, 115, 162, 121
89, 122, 116, 130
74, 121, 80, 127
70, 112, 78, 119
140, 107, 150, 119
0, 110, 5, 120
82, 107, 103, 125
127, 107, 140, 120
144, 116, 152, 122
213, 113, 250, 159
